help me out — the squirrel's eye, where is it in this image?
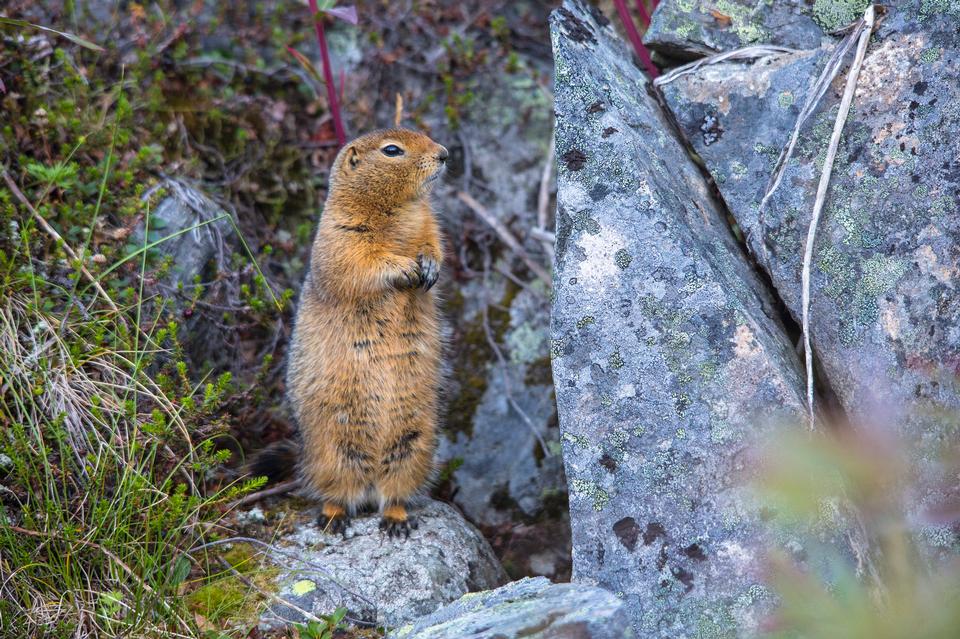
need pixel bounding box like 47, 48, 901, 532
381, 145, 404, 157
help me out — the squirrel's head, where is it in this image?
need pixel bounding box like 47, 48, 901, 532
330, 129, 448, 209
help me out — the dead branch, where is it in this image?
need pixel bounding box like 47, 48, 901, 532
456, 190, 552, 286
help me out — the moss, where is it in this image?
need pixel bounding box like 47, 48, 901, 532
444, 283, 519, 440
186, 557, 279, 625
811, 0, 870, 31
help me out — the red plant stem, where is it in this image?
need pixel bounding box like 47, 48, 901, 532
309, 0, 347, 147
634, 0, 651, 26
612, 0, 659, 79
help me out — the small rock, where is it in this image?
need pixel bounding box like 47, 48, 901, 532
389, 576, 633, 639
134, 179, 236, 288
259, 499, 506, 630
644, 0, 830, 60
236, 507, 266, 525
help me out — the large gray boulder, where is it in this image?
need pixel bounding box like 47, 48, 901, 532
258, 499, 507, 630
644, 0, 835, 60
659, 2, 960, 553
389, 577, 633, 639
550, 1, 844, 635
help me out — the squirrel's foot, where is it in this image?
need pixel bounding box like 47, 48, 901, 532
379, 503, 418, 540
416, 254, 439, 290
317, 503, 350, 538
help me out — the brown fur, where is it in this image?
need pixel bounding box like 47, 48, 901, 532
285, 129, 447, 535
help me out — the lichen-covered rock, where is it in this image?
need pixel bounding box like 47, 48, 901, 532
659, 2, 960, 552
550, 1, 832, 635
644, 0, 834, 60
388, 576, 633, 639
134, 179, 236, 288
258, 499, 507, 630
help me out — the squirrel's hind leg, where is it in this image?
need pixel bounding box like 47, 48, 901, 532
378, 502, 418, 539
317, 501, 351, 538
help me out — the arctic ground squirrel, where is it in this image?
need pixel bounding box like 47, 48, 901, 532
253, 128, 448, 538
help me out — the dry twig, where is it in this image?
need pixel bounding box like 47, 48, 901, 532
456, 190, 552, 286
536, 135, 556, 262
800, 6, 875, 429
226, 479, 301, 510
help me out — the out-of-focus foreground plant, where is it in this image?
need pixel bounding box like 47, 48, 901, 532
757, 420, 960, 639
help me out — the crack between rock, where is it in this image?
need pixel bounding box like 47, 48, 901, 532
644, 80, 847, 418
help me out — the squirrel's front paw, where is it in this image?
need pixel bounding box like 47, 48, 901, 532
389, 260, 422, 290
416, 254, 439, 291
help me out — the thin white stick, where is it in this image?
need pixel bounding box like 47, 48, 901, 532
801, 5, 875, 430
653, 45, 798, 87
758, 31, 859, 214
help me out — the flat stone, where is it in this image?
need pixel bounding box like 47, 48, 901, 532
389, 576, 633, 639
644, 0, 834, 60
258, 499, 507, 630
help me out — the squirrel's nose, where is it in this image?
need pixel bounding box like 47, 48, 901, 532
437, 146, 449, 163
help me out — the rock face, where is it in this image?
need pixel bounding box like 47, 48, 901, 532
550, 1, 824, 635
659, 2, 960, 549
644, 0, 835, 60
258, 499, 507, 629
389, 577, 633, 639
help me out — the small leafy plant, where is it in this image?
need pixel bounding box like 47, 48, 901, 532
296, 607, 348, 639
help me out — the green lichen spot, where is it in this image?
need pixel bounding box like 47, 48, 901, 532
608, 348, 625, 370
812, 0, 870, 32
777, 91, 795, 109
572, 478, 610, 511
920, 47, 941, 63
291, 579, 317, 596
700, 360, 718, 381
574, 209, 601, 235
861, 255, 907, 295
715, 0, 769, 43
730, 161, 748, 180
577, 315, 596, 330
673, 392, 692, 416
614, 248, 633, 269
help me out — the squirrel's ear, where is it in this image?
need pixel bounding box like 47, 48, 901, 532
345, 146, 360, 170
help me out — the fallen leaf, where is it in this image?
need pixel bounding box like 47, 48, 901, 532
709, 9, 732, 27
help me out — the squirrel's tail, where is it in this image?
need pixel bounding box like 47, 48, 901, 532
247, 439, 299, 483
